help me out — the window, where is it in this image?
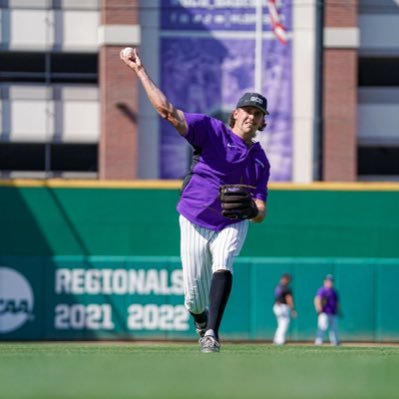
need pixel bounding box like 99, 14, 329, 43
0, 143, 98, 176
357, 57, 399, 179
51, 53, 98, 83
358, 146, 399, 178
0, 52, 46, 83
358, 57, 399, 86
0, 50, 99, 177
0, 52, 98, 83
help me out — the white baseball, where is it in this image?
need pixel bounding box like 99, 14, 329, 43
122, 47, 134, 58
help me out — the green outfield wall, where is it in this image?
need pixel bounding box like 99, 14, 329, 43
1, 181, 399, 341
0, 181, 399, 258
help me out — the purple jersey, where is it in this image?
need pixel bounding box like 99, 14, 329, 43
316, 286, 339, 315
177, 113, 270, 231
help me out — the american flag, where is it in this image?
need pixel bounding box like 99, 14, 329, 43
266, 0, 288, 44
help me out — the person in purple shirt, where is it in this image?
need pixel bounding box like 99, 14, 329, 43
314, 274, 340, 346
120, 47, 270, 353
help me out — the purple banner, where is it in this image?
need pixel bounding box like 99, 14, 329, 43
161, 1, 293, 31
160, 1, 292, 181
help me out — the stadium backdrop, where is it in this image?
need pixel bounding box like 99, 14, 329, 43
0, 180, 398, 342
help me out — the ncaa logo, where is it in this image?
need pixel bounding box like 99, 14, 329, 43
0, 267, 34, 333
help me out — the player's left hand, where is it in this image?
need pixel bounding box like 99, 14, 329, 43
219, 184, 259, 220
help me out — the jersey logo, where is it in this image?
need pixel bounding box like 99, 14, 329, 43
227, 143, 237, 148
255, 158, 265, 168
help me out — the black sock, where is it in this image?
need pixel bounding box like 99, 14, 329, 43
189, 310, 208, 325
206, 270, 233, 339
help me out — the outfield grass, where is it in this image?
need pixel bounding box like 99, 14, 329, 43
0, 343, 398, 399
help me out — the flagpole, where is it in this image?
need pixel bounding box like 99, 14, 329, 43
254, 0, 263, 93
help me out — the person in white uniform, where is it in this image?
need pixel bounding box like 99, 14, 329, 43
273, 273, 297, 345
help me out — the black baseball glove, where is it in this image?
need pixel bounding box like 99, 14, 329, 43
219, 184, 259, 220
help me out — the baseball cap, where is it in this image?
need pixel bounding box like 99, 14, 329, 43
325, 274, 334, 281
236, 92, 269, 115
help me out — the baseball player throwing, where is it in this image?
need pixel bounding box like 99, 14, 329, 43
273, 273, 297, 345
120, 47, 270, 353
314, 274, 340, 346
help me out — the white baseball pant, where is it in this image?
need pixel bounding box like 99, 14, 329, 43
273, 303, 291, 344
315, 313, 339, 346
179, 214, 248, 314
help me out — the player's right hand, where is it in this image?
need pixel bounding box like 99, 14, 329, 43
120, 47, 142, 72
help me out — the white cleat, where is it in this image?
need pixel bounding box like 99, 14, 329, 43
199, 335, 220, 353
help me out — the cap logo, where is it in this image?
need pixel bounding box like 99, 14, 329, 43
236, 92, 268, 115
250, 96, 263, 104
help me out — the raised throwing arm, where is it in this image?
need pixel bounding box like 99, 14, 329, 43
120, 47, 188, 135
